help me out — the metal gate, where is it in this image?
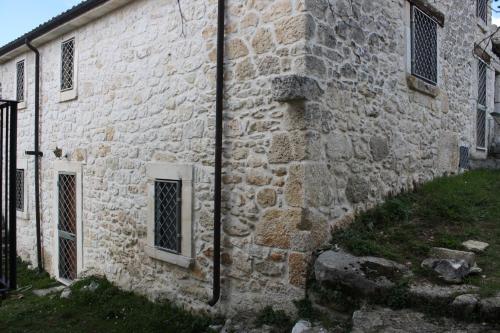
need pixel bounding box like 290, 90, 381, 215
0, 100, 18, 292
57, 173, 77, 281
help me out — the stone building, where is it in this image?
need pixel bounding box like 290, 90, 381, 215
0, 0, 497, 314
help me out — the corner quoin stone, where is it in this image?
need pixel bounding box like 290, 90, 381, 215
272, 75, 324, 102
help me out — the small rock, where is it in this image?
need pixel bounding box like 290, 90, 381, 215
33, 285, 65, 297
462, 240, 489, 253
292, 320, 312, 333
429, 247, 476, 267
421, 258, 470, 283
60, 288, 72, 299
451, 294, 479, 317
83, 281, 100, 292
291, 320, 328, 333
469, 263, 483, 275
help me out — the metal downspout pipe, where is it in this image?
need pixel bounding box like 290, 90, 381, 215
25, 39, 43, 272
208, 0, 225, 307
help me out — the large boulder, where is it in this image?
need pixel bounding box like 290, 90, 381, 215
314, 251, 410, 296
429, 247, 476, 266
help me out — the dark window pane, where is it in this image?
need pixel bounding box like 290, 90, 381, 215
154, 180, 181, 253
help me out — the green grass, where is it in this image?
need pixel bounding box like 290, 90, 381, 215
331, 170, 500, 296
0, 262, 214, 333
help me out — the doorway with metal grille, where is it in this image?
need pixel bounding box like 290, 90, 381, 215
57, 173, 77, 281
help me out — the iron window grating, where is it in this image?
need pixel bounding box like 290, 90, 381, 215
58, 173, 77, 234
16, 169, 24, 212
459, 146, 470, 169
61, 38, 75, 91
58, 173, 77, 281
154, 179, 182, 254
477, 61, 487, 149
16, 60, 24, 102
477, 0, 488, 23
411, 5, 438, 85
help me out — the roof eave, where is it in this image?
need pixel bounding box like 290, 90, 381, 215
0, 0, 134, 64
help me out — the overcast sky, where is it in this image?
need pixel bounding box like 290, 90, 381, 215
0, 0, 82, 46
1, 1, 499, 46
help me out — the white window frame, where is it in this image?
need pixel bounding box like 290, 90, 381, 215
15, 58, 27, 109
145, 163, 194, 268
16, 158, 29, 220
52, 161, 83, 284
59, 35, 78, 102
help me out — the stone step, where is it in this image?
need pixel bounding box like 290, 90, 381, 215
313, 250, 500, 323
351, 306, 500, 333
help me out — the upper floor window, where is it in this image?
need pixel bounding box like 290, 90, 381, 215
477, 0, 488, 24
16, 60, 25, 102
476, 60, 487, 149
411, 5, 438, 85
61, 38, 75, 91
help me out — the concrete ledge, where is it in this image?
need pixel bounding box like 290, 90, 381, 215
406, 75, 440, 98
272, 75, 323, 102
145, 245, 194, 269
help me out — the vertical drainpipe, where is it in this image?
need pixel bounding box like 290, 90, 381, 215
25, 39, 43, 272
208, 0, 225, 307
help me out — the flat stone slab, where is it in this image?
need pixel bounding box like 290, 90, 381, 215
429, 247, 476, 266
33, 285, 65, 297
462, 240, 490, 253
315, 251, 410, 296
409, 283, 479, 302
351, 306, 500, 333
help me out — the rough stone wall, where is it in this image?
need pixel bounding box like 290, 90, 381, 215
0, 0, 495, 316
0, 0, 331, 314
285, 0, 495, 231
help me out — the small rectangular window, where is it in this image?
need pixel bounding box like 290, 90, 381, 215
477, 61, 487, 149
411, 5, 438, 85
16, 169, 24, 212
477, 0, 488, 23
61, 38, 75, 91
154, 179, 182, 253
16, 60, 25, 102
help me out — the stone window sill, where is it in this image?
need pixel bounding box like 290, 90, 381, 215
145, 245, 194, 269
406, 74, 440, 98
60, 89, 77, 103
18, 101, 26, 110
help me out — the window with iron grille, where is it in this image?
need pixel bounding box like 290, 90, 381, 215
16, 60, 25, 102
61, 38, 75, 91
459, 146, 470, 169
477, 0, 488, 23
16, 169, 24, 212
411, 5, 438, 85
154, 179, 182, 253
477, 61, 487, 149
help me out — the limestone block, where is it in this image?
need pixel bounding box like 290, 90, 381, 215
272, 75, 323, 102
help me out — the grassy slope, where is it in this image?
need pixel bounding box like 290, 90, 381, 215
0, 262, 213, 333
331, 170, 500, 296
